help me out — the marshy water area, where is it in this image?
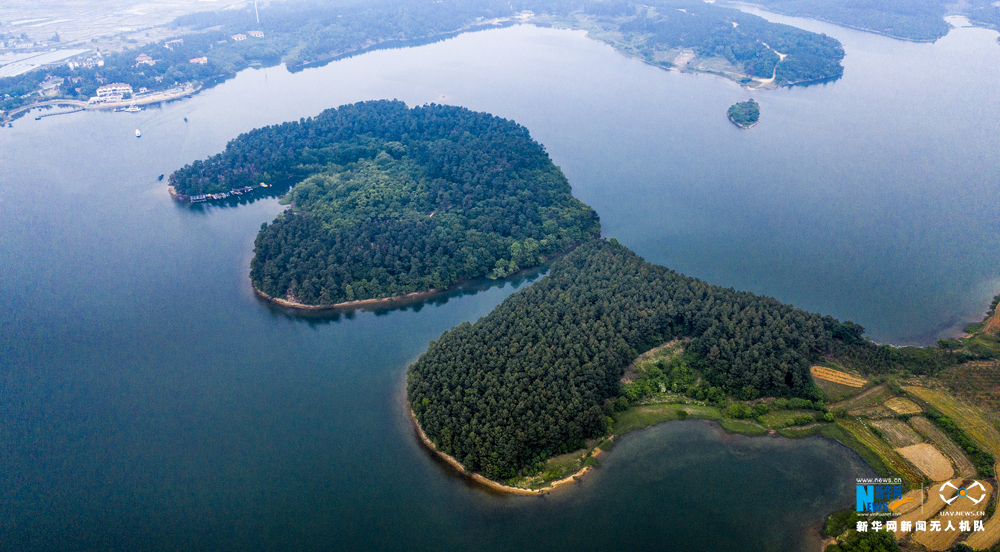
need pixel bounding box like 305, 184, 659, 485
1, 10, 998, 552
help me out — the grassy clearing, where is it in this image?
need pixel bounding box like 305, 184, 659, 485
610, 403, 720, 435
621, 339, 685, 382
839, 419, 923, 486
508, 449, 592, 490
718, 419, 769, 436
905, 386, 1000, 457
760, 409, 817, 428
908, 416, 976, 478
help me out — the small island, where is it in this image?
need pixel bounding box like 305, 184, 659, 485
169, 100, 600, 307
727, 99, 760, 129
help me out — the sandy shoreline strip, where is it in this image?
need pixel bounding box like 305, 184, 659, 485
253, 282, 444, 311
409, 408, 593, 495
728, 114, 759, 129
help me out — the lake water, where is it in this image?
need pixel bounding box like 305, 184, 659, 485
2, 12, 998, 551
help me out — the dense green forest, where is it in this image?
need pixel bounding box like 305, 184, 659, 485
728, 99, 760, 127
407, 239, 885, 479
198, 100, 600, 305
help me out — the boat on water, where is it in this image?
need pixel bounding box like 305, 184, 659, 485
117, 101, 143, 113
135, 129, 141, 138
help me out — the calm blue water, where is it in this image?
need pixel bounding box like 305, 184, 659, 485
1, 14, 997, 551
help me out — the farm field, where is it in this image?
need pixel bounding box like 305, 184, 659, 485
891, 488, 925, 515
905, 386, 1000, 457
872, 419, 922, 448
908, 416, 976, 478
891, 477, 966, 538
810, 366, 866, 387
895, 443, 954, 481
830, 385, 889, 414
813, 378, 860, 401
938, 363, 1000, 424
885, 397, 922, 415
963, 463, 1000, 549
839, 419, 923, 486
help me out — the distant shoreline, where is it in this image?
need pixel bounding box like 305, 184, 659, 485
726, 2, 943, 43
1, 85, 200, 125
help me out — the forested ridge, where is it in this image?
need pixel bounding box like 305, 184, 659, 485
407, 239, 879, 480
185, 100, 599, 306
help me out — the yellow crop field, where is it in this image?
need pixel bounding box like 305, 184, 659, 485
892, 478, 965, 539
810, 366, 867, 387
964, 463, 1000, 549
895, 443, 954, 481
909, 416, 976, 478
905, 386, 1000, 457
886, 397, 922, 415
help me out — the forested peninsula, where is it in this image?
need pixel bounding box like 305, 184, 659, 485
406, 238, 1000, 497
170, 100, 598, 307
408, 239, 874, 480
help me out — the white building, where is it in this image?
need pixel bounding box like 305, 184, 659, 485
94, 83, 133, 102
231, 34, 247, 41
